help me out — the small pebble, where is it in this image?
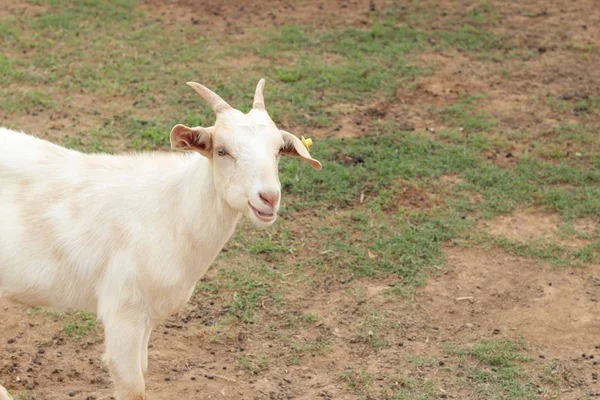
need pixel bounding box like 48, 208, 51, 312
38, 349, 45, 354
7, 338, 16, 344
165, 377, 171, 381
191, 376, 196, 381
68, 392, 76, 397
593, 372, 598, 381
539, 354, 546, 359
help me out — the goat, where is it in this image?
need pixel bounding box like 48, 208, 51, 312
0, 79, 321, 400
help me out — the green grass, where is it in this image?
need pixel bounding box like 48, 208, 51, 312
196, 260, 284, 324
60, 311, 98, 336
433, 95, 496, 132
466, 1, 499, 26
280, 129, 479, 209
0, 89, 54, 112
340, 368, 437, 400
282, 125, 598, 217
532, 123, 600, 163
548, 95, 600, 117
453, 339, 540, 399
285, 337, 332, 366
308, 210, 469, 285
340, 368, 376, 395
29, 308, 99, 337
237, 355, 270, 375
353, 306, 390, 350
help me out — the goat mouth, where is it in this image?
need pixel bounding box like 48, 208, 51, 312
248, 203, 276, 222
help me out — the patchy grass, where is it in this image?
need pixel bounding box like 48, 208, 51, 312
200, 124, 598, 322
280, 129, 479, 209
12, 393, 34, 400
0, 0, 516, 140
433, 95, 496, 132
237, 355, 270, 375
340, 367, 438, 400
0, 89, 54, 113
60, 311, 99, 337
452, 339, 540, 399
2, 0, 600, 398
548, 95, 600, 118
532, 123, 600, 163
493, 236, 598, 267
27, 308, 99, 337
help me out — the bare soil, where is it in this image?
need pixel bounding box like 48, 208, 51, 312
141, 0, 394, 34
482, 211, 598, 249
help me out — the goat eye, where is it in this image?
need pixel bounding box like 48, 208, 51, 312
216, 148, 228, 157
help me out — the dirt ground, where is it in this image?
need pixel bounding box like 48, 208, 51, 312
1, 0, 599, 399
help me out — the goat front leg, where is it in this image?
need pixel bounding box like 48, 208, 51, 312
0, 385, 13, 400
104, 315, 147, 400
140, 324, 153, 374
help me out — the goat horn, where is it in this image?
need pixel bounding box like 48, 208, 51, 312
186, 82, 232, 114
253, 78, 266, 110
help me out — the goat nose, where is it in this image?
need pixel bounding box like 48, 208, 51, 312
259, 191, 279, 208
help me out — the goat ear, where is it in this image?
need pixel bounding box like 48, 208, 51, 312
170, 124, 214, 157
280, 130, 322, 170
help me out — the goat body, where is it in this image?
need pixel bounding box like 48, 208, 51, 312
0, 127, 238, 316
0, 128, 238, 399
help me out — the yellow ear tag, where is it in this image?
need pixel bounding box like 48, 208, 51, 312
301, 136, 313, 152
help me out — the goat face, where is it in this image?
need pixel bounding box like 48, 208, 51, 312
170, 79, 321, 228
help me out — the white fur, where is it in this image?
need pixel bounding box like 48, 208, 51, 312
0, 386, 11, 400
0, 82, 320, 399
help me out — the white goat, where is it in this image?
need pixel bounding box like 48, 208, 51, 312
0, 79, 321, 400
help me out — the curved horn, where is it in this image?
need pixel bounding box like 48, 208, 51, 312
186, 82, 232, 114
253, 78, 266, 110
